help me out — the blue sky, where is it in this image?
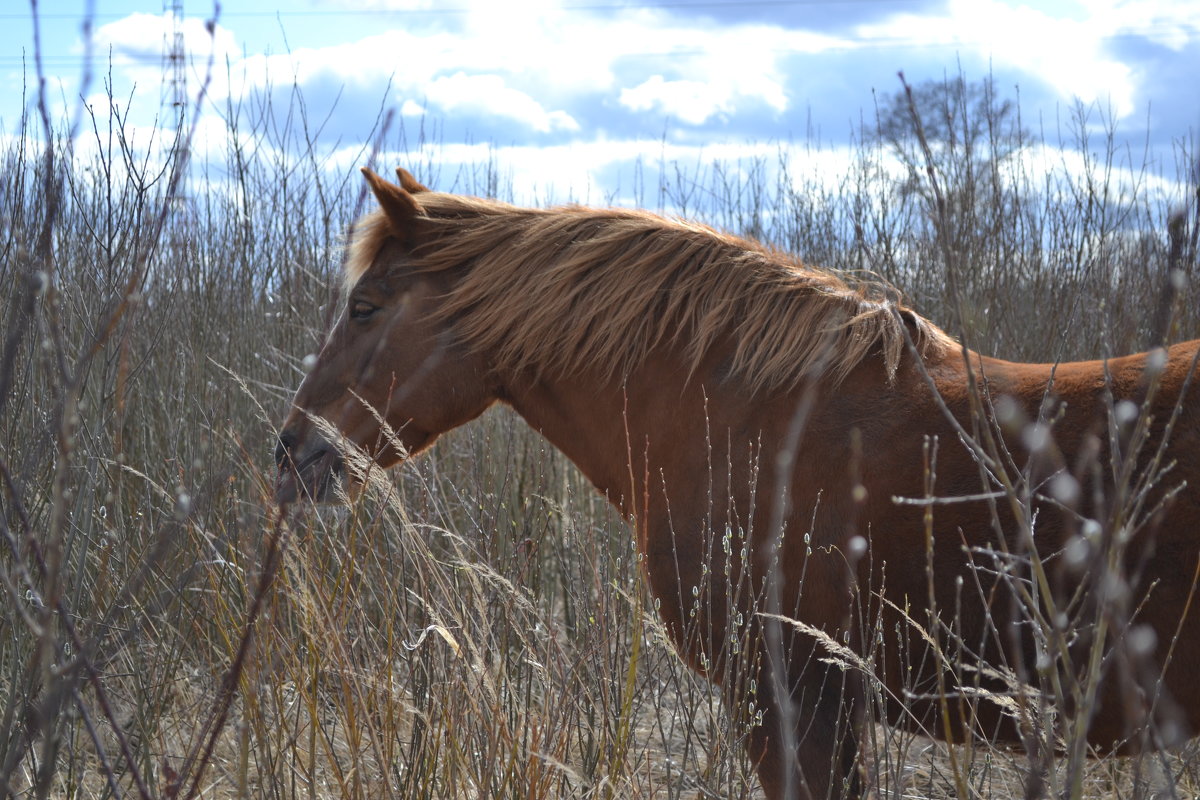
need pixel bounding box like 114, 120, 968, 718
2, 0, 1197, 203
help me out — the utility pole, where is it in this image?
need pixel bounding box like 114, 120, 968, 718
165, 0, 187, 131
162, 1, 190, 228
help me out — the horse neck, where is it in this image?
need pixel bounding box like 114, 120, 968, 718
500, 355, 709, 520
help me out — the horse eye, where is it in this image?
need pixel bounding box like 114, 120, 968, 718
350, 300, 379, 320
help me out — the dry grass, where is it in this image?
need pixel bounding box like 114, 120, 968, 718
1, 30, 1198, 800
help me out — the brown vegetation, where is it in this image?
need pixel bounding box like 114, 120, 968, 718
1, 38, 1198, 800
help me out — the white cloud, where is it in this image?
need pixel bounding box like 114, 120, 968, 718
854, 0, 1200, 120
93, 11, 240, 68
18, 0, 1189, 209
621, 76, 729, 126
615, 21, 803, 126
949, 0, 1136, 117
191, 3, 804, 134
369, 138, 860, 210
213, 27, 581, 133
400, 99, 427, 117
425, 72, 579, 133
1083, 0, 1200, 50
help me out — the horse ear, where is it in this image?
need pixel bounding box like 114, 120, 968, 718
361, 167, 423, 244
395, 167, 429, 193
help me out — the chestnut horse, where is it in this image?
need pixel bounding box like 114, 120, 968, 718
276, 168, 1200, 799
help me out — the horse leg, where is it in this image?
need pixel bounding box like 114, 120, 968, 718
746, 651, 863, 800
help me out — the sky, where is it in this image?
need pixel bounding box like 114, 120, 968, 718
1, 0, 1198, 204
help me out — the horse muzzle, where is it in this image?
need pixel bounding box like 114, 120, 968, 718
274, 429, 346, 505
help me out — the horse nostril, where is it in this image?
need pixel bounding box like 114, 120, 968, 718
276, 430, 298, 467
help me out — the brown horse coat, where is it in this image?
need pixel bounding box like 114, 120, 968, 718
277, 168, 1200, 799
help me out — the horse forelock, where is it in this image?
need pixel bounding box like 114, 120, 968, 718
342, 192, 955, 393
343, 209, 393, 292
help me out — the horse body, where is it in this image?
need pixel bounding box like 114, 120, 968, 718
855, 344, 1200, 758
276, 168, 1200, 799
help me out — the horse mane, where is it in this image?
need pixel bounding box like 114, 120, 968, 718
345, 193, 955, 394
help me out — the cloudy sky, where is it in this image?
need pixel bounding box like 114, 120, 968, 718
2, 0, 1198, 203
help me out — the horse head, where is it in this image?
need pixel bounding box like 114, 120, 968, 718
275, 168, 499, 503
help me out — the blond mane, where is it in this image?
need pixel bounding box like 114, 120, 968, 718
344, 193, 954, 394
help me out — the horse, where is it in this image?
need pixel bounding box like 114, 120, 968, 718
275, 167, 1200, 799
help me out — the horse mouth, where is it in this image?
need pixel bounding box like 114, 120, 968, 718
276, 446, 345, 505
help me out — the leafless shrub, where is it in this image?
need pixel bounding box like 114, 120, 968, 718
2, 14, 1197, 799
